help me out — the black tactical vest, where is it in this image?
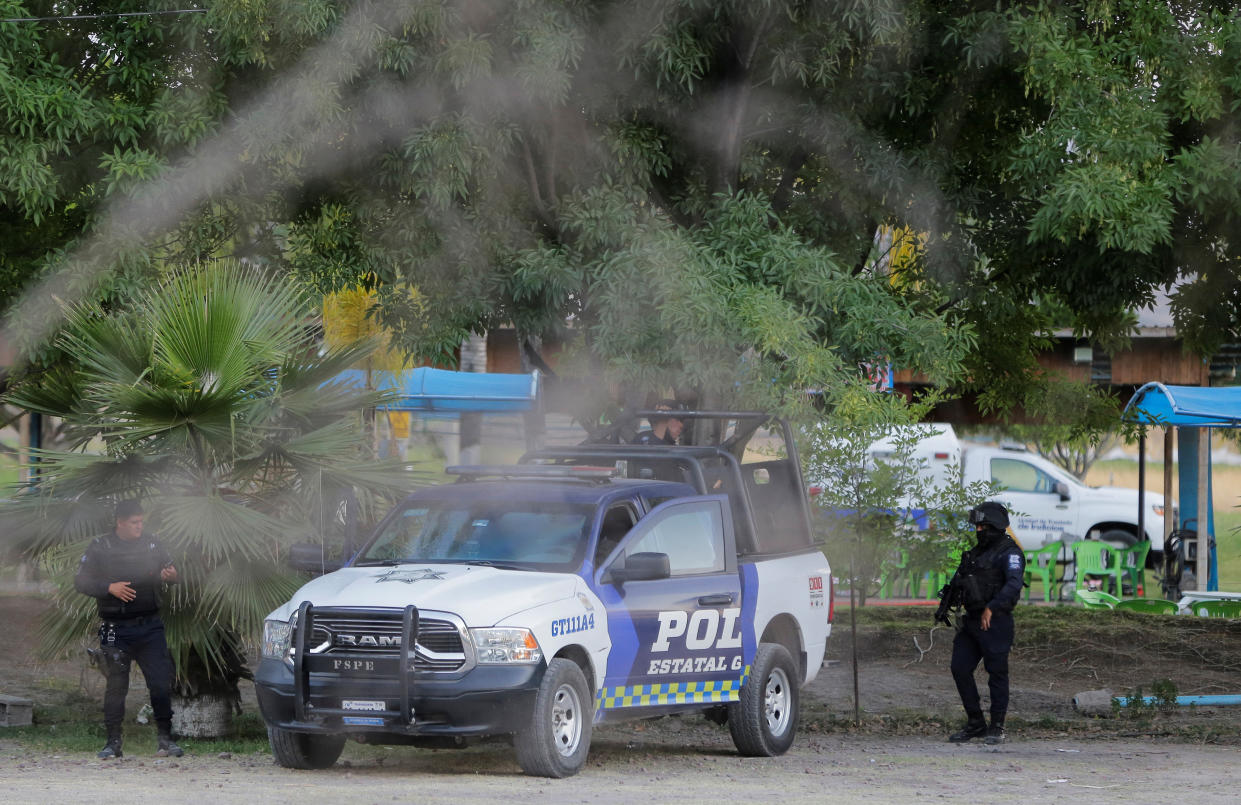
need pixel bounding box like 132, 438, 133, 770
957, 535, 1017, 613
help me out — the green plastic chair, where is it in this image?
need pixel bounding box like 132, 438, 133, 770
921, 545, 964, 600
1075, 589, 1120, 609
878, 550, 911, 599
1191, 600, 1241, 618
1070, 540, 1124, 596
1114, 598, 1177, 614
1023, 541, 1063, 603
1116, 541, 1151, 596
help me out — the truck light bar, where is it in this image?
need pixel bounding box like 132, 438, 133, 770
446, 465, 618, 483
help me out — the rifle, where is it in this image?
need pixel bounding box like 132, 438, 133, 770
934, 572, 963, 626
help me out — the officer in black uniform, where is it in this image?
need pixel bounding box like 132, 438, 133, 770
632, 400, 685, 445
945, 501, 1025, 745
74, 500, 183, 759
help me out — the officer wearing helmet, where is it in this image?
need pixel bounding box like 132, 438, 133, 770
943, 501, 1025, 745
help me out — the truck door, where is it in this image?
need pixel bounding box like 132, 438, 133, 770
592, 496, 747, 716
989, 457, 1077, 547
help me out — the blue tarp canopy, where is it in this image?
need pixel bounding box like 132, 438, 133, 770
1123, 382, 1241, 592
332, 368, 539, 413
1123, 383, 1241, 427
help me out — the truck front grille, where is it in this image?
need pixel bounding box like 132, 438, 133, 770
306, 609, 470, 673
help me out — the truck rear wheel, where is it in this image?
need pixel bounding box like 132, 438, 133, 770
728, 642, 799, 757
515, 658, 593, 778
267, 726, 346, 769
1100, 529, 1138, 550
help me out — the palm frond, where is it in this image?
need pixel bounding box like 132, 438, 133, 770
15, 262, 403, 695
157, 494, 290, 562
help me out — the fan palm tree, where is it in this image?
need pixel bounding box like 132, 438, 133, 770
3, 262, 420, 720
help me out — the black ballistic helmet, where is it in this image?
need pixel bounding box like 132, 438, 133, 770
968, 501, 1010, 531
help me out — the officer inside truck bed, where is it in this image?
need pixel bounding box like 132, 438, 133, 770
632, 400, 685, 445
947, 501, 1024, 745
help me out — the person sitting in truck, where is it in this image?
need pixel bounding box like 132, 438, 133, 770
632, 400, 685, 445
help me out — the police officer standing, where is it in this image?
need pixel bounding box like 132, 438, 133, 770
944, 501, 1025, 745
74, 500, 183, 759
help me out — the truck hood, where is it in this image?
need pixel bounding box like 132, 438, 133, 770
270, 564, 580, 626
1082, 485, 1166, 507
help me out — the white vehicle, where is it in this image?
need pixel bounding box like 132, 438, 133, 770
870, 425, 1170, 557
257, 413, 832, 777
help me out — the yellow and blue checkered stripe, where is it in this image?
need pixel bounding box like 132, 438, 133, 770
597, 666, 752, 709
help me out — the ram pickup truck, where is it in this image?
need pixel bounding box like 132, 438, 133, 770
867, 425, 1170, 559
257, 412, 832, 777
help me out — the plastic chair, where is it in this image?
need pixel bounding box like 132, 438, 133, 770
1023, 541, 1063, 603
1070, 541, 1124, 596
1116, 541, 1151, 596
921, 544, 964, 600
1075, 589, 1120, 609
1191, 600, 1241, 618
878, 550, 911, 599
1114, 598, 1177, 614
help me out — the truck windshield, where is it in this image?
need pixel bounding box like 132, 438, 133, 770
354, 500, 593, 571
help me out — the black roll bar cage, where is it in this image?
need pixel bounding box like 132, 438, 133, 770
292, 602, 420, 729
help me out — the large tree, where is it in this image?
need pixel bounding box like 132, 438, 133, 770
2, 1, 1239, 422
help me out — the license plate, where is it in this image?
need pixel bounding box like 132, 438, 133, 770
342, 699, 385, 712
342, 716, 385, 726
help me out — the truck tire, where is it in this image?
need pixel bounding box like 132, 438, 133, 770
267, 726, 346, 769
515, 658, 593, 778
728, 642, 799, 757
1099, 529, 1139, 550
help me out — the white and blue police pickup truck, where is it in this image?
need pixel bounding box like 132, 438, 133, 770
257, 412, 832, 778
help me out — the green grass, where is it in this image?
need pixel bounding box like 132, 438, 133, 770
0, 453, 18, 490
1215, 510, 1241, 588
8, 706, 272, 756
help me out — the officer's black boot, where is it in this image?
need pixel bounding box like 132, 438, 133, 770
97, 727, 123, 759
156, 721, 183, 758
948, 712, 988, 743
985, 716, 1006, 745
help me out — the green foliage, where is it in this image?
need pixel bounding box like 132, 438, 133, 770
1113, 678, 1180, 720
800, 394, 998, 605
1, 263, 423, 693
3, 0, 1241, 434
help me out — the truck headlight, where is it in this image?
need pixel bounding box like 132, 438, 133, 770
1152, 504, 1165, 518
262, 618, 293, 661
469, 627, 543, 664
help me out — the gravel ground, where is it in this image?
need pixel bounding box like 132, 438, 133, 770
6, 594, 1241, 802
4, 728, 1240, 804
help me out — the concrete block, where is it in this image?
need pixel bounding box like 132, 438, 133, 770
0, 694, 34, 727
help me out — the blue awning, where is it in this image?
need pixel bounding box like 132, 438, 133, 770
1123, 383, 1241, 427
332, 368, 540, 413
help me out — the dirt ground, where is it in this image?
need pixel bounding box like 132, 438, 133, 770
4, 594, 1241, 803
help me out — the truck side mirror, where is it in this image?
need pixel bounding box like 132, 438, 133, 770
606, 551, 671, 584
288, 542, 343, 575
1053, 481, 1071, 502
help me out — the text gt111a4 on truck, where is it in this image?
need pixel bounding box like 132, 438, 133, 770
256, 412, 832, 778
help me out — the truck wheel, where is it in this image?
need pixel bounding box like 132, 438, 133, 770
1100, 529, 1138, 550
267, 726, 346, 769
728, 642, 799, 757
515, 658, 593, 778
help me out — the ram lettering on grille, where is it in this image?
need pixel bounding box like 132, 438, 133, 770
309, 615, 465, 672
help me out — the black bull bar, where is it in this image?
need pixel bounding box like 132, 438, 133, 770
293, 601, 420, 726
